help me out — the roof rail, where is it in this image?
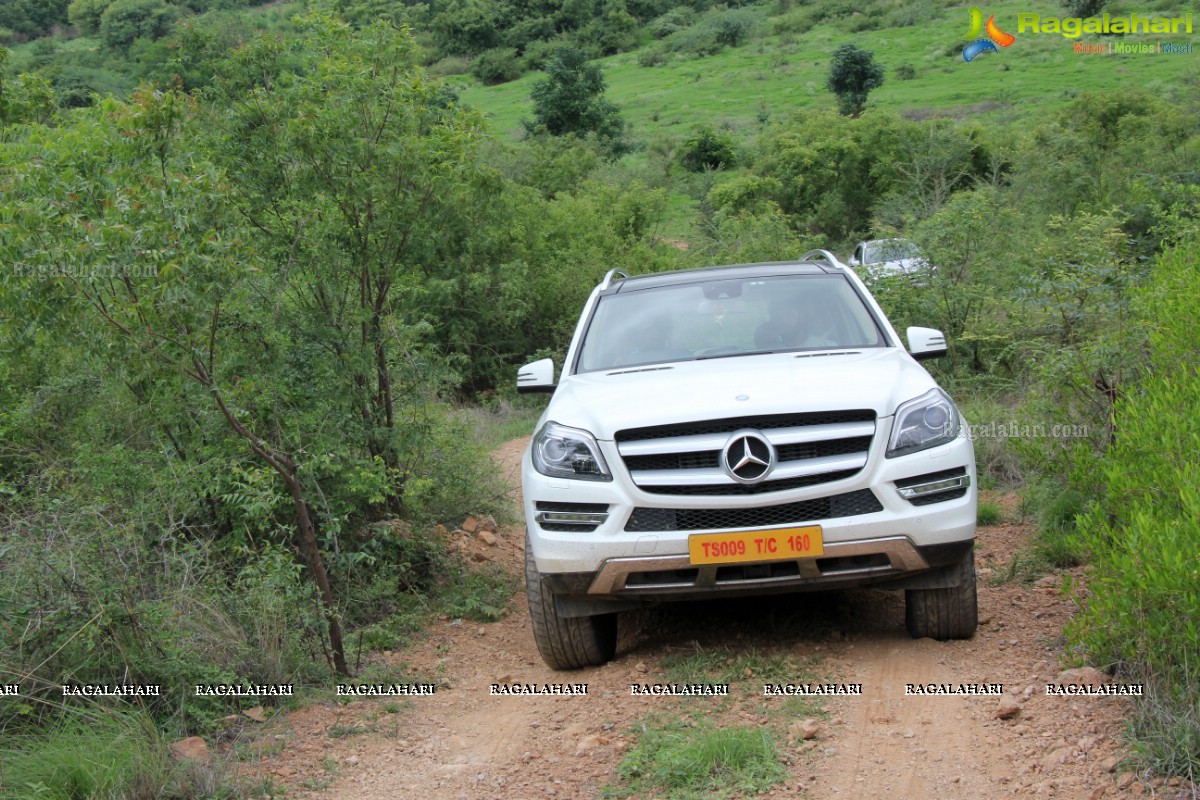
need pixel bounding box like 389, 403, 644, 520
800, 249, 848, 270
600, 268, 629, 290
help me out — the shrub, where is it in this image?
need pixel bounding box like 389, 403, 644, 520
0, 709, 231, 799
471, 47, 523, 85
895, 63, 916, 80
846, 14, 879, 32
99, 0, 176, 51
663, 25, 722, 56
68, 0, 114, 33
770, 9, 815, 35
576, 0, 640, 55
1067, 241, 1200, 776
648, 6, 695, 38
428, 54, 472, 76
976, 500, 1002, 526
711, 14, 753, 46
0, 510, 327, 734
637, 45, 668, 67
681, 125, 737, 171
521, 36, 573, 70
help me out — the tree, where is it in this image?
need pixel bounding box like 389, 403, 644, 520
0, 0, 70, 39
827, 43, 884, 117
0, 46, 56, 125
68, 0, 114, 34
99, 0, 176, 52
1, 17, 489, 677
525, 47, 626, 154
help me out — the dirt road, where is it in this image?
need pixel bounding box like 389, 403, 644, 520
249, 438, 1175, 800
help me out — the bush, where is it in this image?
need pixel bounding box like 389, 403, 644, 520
648, 6, 695, 38
99, 0, 176, 51
711, 12, 754, 46
576, 0, 640, 55
471, 47, 523, 85
662, 24, 722, 56
1067, 241, 1200, 777
428, 54, 472, 76
681, 125, 737, 171
637, 45, 668, 67
0, 510, 327, 734
770, 9, 815, 35
976, 500, 1002, 526
68, 0, 114, 33
0, 708, 231, 799
520, 36, 573, 70
846, 14, 879, 32
895, 63, 916, 80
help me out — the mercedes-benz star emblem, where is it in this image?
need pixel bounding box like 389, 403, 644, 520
721, 431, 775, 484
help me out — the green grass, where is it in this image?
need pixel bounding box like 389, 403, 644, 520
0, 708, 237, 800
457, 0, 1194, 146
609, 715, 787, 799
659, 646, 819, 688
1034, 527, 1086, 568
987, 549, 1055, 585
327, 723, 372, 738
440, 562, 517, 622
977, 500, 1003, 526
455, 397, 544, 450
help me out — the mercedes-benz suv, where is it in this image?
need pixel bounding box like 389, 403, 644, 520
516, 251, 977, 669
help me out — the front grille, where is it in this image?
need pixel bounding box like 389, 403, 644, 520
624, 488, 882, 532
644, 469, 861, 497
616, 411, 876, 496
616, 411, 876, 442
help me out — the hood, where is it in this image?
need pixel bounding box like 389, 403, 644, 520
873, 256, 924, 275
547, 348, 938, 441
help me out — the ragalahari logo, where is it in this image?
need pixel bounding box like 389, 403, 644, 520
962, 8, 1016, 62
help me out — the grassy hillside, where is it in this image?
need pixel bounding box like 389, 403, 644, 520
458, 0, 1195, 142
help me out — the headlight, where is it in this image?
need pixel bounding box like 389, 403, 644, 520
886, 388, 960, 458
531, 421, 612, 481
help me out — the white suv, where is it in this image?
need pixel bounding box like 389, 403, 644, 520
516, 251, 977, 669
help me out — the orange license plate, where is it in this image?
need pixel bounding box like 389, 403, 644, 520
688, 526, 824, 565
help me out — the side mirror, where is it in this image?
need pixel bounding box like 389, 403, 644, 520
517, 358, 556, 394
848, 254, 861, 267
907, 327, 947, 361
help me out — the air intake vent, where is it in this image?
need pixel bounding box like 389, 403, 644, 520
624, 489, 882, 532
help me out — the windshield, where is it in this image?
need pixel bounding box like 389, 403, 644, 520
575, 274, 887, 373
863, 240, 920, 264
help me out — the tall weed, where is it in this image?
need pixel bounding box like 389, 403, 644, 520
1066, 241, 1200, 778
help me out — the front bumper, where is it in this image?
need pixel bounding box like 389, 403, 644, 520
524, 424, 977, 585
542, 538, 974, 613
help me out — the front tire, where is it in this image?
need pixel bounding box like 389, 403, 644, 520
905, 547, 978, 640
525, 532, 617, 669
